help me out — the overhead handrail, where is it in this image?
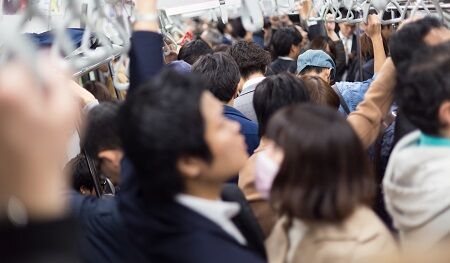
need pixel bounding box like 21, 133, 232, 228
241, 0, 265, 32
219, 0, 229, 23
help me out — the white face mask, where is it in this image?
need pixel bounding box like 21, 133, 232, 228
254, 151, 281, 199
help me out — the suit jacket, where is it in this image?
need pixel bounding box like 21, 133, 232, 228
268, 58, 297, 75
119, 158, 267, 263
1, 218, 79, 263
224, 105, 259, 155
266, 206, 397, 263
234, 80, 264, 123
71, 193, 143, 263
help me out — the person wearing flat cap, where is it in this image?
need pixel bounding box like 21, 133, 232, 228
297, 49, 374, 116
296, 14, 387, 116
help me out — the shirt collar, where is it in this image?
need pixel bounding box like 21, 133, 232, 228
278, 56, 295, 61
339, 31, 352, 41
419, 133, 450, 147
242, 76, 266, 92
175, 194, 247, 245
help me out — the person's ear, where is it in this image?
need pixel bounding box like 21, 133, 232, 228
438, 101, 450, 130
177, 156, 204, 179
80, 186, 93, 195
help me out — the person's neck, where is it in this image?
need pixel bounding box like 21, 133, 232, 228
183, 180, 223, 200
226, 100, 234, 107
243, 72, 265, 83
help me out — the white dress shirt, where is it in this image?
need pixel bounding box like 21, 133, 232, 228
278, 56, 295, 61
175, 194, 248, 245
339, 31, 353, 63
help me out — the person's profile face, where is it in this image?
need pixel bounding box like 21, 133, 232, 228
339, 23, 355, 37
199, 91, 248, 181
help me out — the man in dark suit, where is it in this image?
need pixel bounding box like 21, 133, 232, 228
118, 1, 266, 262
192, 52, 260, 156
268, 26, 303, 75
337, 19, 357, 81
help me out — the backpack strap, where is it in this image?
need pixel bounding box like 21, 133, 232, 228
331, 85, 351, 115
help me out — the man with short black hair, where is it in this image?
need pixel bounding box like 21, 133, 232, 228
119, 70, 265, 263
192, 53, 259, 156
178, 39, 213, 65
383, 42, 450, 249
268, 26, 303, 75
227, 41, 272, 122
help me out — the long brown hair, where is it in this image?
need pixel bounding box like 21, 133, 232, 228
267, 104, 375, 223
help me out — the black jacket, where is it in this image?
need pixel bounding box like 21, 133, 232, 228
268, 58, 297, 75
1, 218, 79, 263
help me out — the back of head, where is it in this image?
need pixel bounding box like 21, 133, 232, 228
253, 73, 310, 137
82, 102, 121, 161
227, 41, 272, 79
66, 154, 95, 194
266, 104, 374, 222
192, 52, 240, 103
396, 41, 450, 136
389, 16, 442, 68
301, 75, 340, 109
119, 70, 211, 202
178, 39, 213, 65
270, 26, 303, 58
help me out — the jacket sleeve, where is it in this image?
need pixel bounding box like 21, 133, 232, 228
347, 58, 396, 149
129, 31, 164, 92
333, 40, 347, 80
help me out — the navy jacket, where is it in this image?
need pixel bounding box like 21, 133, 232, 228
224, 105, 259, 155
119, 158, 266, 263
119, 31, 266, 262
71, 193, 143, 263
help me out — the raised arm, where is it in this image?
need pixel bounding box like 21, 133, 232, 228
129, 0, 164, 91
347, 58, 396, 148
365, 14, 386, 74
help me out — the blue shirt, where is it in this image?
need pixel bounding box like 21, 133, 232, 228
224, 105, 260, 155
335, 77, 374, 115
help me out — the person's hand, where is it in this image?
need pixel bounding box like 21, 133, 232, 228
325, 14, 339, 41
297, 0, 313, 19
70, 80, 97, 109
364, 14, 382, 39
0, 56, 77, 220
134, 0, 159, 32
135, 0, 157, 14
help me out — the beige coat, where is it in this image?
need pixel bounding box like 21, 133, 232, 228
266, 206, 398, 263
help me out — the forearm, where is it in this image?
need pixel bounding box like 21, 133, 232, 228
347, 58, 396, 148
371, 34, 386, 74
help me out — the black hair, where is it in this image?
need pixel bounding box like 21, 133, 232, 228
253, 73, 310, 137
299, 65, 328, 76
227, 41, 272, 79
389, 16, 443, 68
82, 102, 121, 161
270, 26, 303, 58
192, 52, 240, 103
119, 70, 212, 202
396, 42, 450, 136
178, 39, 213, 65
66, 154, 95, 193
229, 18, 247, 39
